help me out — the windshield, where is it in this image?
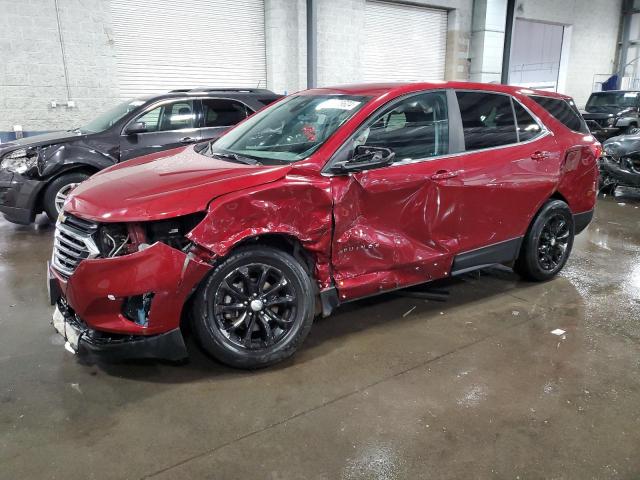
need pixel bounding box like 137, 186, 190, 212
81, 99, 147, 133
206, 94, 371, 163
586, 92, 639, 111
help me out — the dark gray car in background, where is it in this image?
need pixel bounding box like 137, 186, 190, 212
0, 88, 281, 224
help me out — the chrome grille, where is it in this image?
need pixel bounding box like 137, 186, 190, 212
52, 214, 100, 277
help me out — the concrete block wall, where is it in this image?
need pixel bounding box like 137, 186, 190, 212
0, 0, 119, 137
514, 0, 622, 107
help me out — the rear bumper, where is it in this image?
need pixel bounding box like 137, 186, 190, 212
48, 241, 212, 361
574, 209, 594, 234
0, 169, 44, 224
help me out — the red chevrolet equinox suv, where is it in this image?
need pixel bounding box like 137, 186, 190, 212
48, 82, 600, 368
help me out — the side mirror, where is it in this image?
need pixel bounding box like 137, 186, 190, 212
125, 121, 147, 135
331, 146, 395, 173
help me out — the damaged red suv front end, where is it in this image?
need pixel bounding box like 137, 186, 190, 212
48, 147, 296, 360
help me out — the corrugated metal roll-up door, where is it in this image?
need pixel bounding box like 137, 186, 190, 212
110, 0, 266, 98
363, 1, 447, 82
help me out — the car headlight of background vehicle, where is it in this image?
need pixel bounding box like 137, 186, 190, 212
0, 148, 38, 174
607, 117, 616, 126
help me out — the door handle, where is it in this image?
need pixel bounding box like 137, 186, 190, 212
430, 169, 459, 181
179, 136, 196, 143
531, 150, 550, 161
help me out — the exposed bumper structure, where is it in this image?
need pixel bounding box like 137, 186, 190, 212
48, 241, 212, 361
599, 155, 640, 188
0, 169, 44, 224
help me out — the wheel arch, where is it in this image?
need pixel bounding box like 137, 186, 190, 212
517, 192, 572, 259
182, 232, 323, 331
35, 165, 99, 215
229, 233, 317, 277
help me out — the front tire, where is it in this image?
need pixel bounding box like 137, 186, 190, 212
43, 172, 90, 223
192, 246, 315, 369
515, 199, 574, 281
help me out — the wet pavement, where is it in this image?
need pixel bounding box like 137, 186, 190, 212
1, 193, 640, 480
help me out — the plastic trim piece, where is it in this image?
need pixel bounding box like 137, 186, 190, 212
451, 237, 523, 276
573, 209, 594, 234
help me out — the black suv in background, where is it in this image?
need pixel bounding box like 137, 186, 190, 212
582, 90, 640, 140
0, 88, 281, 224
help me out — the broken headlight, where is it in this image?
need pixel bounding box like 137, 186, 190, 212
0, 148, 38, 174
98, 223, 132, 257
143, 213, 206, 251
96, 212, 206, 258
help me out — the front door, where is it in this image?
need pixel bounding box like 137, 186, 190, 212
120, 99, 201, 161
329, 90, 463, 301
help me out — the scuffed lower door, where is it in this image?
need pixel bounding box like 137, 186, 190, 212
330, 158, 463, 301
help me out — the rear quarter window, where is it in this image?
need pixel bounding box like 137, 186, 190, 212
529, 95, 589, 134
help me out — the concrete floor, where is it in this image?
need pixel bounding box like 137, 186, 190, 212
1, 193, 640, 480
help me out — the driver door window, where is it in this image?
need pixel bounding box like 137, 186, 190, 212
120, 100, 198, 161
136, 100, 196, 132
353, 91, 449, 162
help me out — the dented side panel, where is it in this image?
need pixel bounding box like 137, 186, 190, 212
187, 171, 335, 289
60, 242, 211, 335
330, 157, 463, 300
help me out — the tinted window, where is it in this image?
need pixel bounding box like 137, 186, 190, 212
354, 91, 449, 161
456, 92, 517, 150
530, 95, 588, 133
513, 101, 542, 141
202, 99, 250, 127
136, 100, 195, 132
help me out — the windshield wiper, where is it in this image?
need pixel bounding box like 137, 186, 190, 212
212, 151, 261, 166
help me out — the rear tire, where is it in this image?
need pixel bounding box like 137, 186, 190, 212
514, 199, 574, 282
43, 172, 90, 223
192, 246, 315, 369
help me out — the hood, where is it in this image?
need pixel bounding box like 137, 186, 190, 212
65, 146, 292, 222
603, 134, 640, 157
582, 111, 616, 119
0, 131, 83, 154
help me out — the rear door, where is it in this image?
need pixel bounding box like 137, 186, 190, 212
453, 91, 560, 261
199, 98, 252, 142
119, 99, 200, 161
329, 90, 464, 300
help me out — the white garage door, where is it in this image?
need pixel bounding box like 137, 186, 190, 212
110, 0, 266, 98
363, 1, 447, 82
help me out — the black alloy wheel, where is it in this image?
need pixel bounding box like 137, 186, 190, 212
192, 246, 315, 368
515, 199, 575, 281
536, 214, 571, 271
212, 262, 298, 350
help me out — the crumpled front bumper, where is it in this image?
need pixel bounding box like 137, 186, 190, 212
0, 168, 45, 224
599, 155, 640, 188
48, 241, 212, 360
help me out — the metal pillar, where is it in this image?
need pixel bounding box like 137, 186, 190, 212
501, 0, 516, 84
306, 0, 317, 88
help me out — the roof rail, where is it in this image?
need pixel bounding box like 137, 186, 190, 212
169, 87, 275, 94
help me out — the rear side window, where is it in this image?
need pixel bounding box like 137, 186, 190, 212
513, 101, 542, 142
529, 95, 588, 133
456, 92, 517, 150
202, 99, 250, 127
